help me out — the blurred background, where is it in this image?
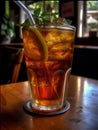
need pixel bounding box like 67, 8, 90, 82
0, 0, 98, 43
0, 0, 98, 84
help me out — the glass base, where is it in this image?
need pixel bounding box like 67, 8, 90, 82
23, 100, 70, 116
30, 101, 64, 112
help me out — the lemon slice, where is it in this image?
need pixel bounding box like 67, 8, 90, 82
22, 27, 48, 61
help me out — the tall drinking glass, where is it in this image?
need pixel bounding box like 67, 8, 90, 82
22, 24, 75, 114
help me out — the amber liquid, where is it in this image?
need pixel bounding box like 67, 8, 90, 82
25, 57, 72, 107
22, 25, 75, 111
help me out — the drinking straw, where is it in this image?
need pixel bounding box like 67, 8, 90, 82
14, 0, 35, 24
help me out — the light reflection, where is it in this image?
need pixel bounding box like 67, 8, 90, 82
76, 77, 82, 103
83, 80, 94, 106
84, 80, 93, 95
77, 77, 81, 88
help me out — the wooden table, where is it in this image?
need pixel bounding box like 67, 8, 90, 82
0, 75, 98, 130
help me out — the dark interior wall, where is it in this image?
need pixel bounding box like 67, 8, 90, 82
71, 47, 98, 80
0, 1, 5, 41
59, 0, 78, 27
0, 0, 5, 20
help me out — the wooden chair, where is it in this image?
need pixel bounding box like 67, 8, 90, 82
0, 45, 24, 84
11, 47, 24, 83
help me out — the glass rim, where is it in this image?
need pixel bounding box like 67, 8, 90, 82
29, 24, 76, 31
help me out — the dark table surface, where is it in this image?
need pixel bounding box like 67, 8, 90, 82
0, 75, 98, 130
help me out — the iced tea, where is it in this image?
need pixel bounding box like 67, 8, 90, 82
22, 24, 75, 112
